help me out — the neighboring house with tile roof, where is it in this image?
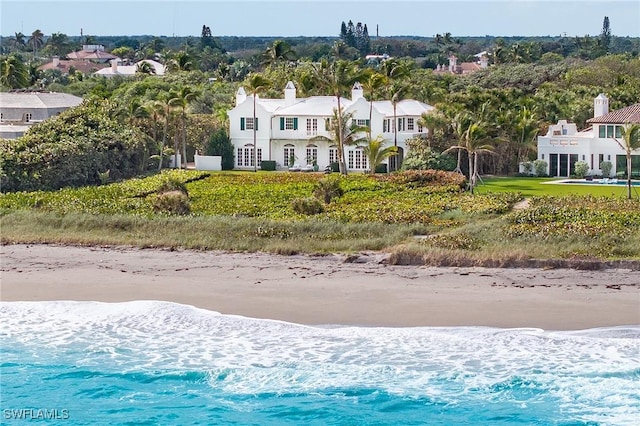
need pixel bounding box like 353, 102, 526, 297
0, 91, 83, 139
537, 94, 640, 177
95, 59, 166, 77
434, 53, 489, 74
66, 45, 117, 63
228, 81, 434, 171
38, 56, 109, 75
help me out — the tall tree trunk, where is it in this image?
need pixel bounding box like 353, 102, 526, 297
181, 111, 187, 169
628, 155, 632, 200
468, 151, 474, 193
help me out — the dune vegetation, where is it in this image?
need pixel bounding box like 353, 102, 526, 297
1, 170, 638, 268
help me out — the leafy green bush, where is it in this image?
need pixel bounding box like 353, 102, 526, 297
153, 190, 190, 215
313, 176, 344, 204
205, 128, 234, 170
574, 161, 589, 178
533, 159, 548, 177
0, 99, 149, 192
291, 197, 324, 215
600, 161, 612, 177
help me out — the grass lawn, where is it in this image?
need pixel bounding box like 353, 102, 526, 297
475, 177, 637, 197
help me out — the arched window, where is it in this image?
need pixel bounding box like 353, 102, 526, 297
306, 144, 318, 164
284, 144, 295, 167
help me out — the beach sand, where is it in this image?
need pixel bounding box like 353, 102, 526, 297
1, 244, 639, 330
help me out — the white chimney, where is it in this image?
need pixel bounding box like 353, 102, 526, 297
594, 93, 609, 118
236, 87, 247, 105
284, 81, 296, 106
351, 82, 364, 101
111, 59, 118, 73
52, 56, 60, 67
448, 55, 457, 73
480, 54, 488, 69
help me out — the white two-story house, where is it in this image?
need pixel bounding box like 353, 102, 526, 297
227, 81, 434, 171
537, 94, 640, 177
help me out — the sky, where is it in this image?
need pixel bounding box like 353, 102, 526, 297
1, 0, 639, 38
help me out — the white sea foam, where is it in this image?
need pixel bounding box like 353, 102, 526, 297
2, 300, 639, 424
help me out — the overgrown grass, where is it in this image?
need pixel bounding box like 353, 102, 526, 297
0, 210, 428, 254
2, 171, 639, 266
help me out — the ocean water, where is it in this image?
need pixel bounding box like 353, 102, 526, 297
1, 301, 638, 425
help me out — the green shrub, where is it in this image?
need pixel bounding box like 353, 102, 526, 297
522, 161, 533, 175
0, 99, 149, 192
291, 197, 324, 215
205, 128, 234, 170
574, 161, 589, 178
153, 190, 190, 215
533, 159, 548, 177
313, 176, 344, 204
600, 161, 612, 177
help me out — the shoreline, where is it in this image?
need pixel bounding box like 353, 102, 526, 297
1, 244, 639, 330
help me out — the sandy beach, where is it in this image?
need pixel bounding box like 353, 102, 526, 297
1, 244, 639, 330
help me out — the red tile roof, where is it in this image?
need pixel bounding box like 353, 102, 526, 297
67, 49, 117, 62
587, 103, 640, 124
39, 60, 109, 75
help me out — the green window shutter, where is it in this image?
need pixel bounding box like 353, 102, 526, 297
240, 117, 245, 130
599, 125, 605, 138
293, 117, 298, 130
255, 117, 258, 131
365, 119, 370, 127
280, 117, 285, 130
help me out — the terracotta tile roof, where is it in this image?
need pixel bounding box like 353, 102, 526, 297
67, 49, 117, 61
587, 103, 640, 124
39, 60, 109, 74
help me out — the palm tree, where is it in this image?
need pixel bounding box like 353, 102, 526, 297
0, 54, 29, 89
417, 110, 447, 147
156, 96, 173, 171
510, 106, 540, 169
262, 40, 297, 69
360, 70, 388, 142
311, 59, 359, 175
167, 50, 193, 72
388, 81, 406, 171
10, 32, 26, 52
28, 29, 44, 58
136, 61, 156, 76
46, 32, 70, 57
613, 124, 640, 199
245, 73, 271, 172
169, 86, 198, 168
445, 121, 494, 193
310, 108, 368, 172
363, 136, 398, 174
449, 111, 472, 174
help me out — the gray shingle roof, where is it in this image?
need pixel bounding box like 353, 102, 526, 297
0, 92, 83, 109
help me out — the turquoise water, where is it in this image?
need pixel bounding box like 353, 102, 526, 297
1, 301, 639, 425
